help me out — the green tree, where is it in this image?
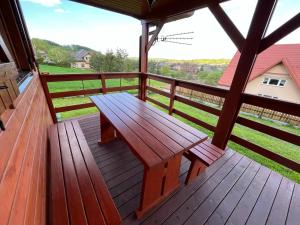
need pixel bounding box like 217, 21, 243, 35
48, 47, 74, 66
90, 52, 105, 72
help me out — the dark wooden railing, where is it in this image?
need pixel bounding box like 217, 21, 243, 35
40, 72, 140, 123
144, 73, 300, 173
40, 71, 300, 173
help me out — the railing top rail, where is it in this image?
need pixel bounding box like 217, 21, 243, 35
242, 93, 300, 117
40, 72, 140, 82
145, 73, 229, 97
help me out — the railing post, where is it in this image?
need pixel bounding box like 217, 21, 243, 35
211, 0, 277, 149
100, 74, 107, 94
40, 72, 57, 123
169, 80, 177, 115
139, 22, 149, 101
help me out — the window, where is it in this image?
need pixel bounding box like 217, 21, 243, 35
262, 77, 286, 87
262, 78, 268, 84
268, 78, 279, 85
279, 80, 286, 86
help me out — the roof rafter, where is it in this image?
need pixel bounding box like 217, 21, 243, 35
258, 13, 300, 53
208, 2, 245, 52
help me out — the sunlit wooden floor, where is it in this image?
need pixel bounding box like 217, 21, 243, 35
78, 114, 300, 225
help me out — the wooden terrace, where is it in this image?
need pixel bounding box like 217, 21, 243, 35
0, 0, 300, 225
78, 114, 300, 225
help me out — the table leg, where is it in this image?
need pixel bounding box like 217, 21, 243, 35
99, 111, 115, 144
136, 154, 182, 218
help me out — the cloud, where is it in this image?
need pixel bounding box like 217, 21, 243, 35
54, 8, 65, 13
21, 0, 61, 7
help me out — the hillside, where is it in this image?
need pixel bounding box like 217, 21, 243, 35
31, 38, 95, 54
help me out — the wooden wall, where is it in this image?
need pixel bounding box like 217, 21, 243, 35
0, 73, 53, 225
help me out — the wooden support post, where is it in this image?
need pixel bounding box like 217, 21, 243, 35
169, 80, 176, 115
40, 73, 57, 123
212, 0, 278, 149
139, 22, 149, 101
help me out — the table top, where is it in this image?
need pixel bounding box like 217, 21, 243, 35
90, 93, 207, 167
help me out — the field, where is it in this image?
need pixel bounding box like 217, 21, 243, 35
40, 64, 300, 183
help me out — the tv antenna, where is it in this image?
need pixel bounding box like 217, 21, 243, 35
154, 31, 194, 46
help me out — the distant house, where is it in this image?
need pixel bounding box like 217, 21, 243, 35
71, 49, 92, 69
218, 44, 300, 104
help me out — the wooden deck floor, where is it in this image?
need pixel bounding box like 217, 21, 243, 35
78, 114, 300, 225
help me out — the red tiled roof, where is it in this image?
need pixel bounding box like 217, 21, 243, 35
218, 44, 300, 89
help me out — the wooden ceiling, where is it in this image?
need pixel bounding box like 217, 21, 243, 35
72, 0, 229, 22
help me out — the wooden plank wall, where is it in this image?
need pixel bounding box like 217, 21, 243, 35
0, 73, 52, 225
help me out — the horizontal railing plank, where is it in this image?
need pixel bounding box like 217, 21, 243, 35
40, 72, 139, 82
242, 93, 300, 117
175, 95, 221, 116
50, 89, 103, 98
54, 103, 95, 113
173, 109, 215, 132
106, 85, 139, 93
236, 116, 300, 146
146, 96, 169, 110
146, 86, 171, 98
230, 134, 300, 172
146, 73, 228, 97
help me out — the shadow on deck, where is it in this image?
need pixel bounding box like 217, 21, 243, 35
78, 114, 299, 225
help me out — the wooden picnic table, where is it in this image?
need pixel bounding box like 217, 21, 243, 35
90, 92, 207, 218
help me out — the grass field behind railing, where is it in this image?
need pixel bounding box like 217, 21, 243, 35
40, 64, 300, 183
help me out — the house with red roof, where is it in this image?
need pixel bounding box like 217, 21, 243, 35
218, 44, 300, 104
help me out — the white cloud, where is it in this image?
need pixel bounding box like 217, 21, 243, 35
21, 0, 61, 7
54, 8, 65, 13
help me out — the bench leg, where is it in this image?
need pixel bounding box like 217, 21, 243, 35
99, 112, 115, 144
136, 154, 182, 218
185, 160, 206, 185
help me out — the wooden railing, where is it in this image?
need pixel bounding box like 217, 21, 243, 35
144, 73, 300, 173
40, 71, 300, 173
40, 72, 140, 123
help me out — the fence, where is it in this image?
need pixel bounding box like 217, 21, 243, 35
177, 86, 300, 126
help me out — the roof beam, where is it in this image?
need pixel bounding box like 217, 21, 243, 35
212, 0, 278, 149
208, 2, 245, 52
258, 13, 300, 53
142, 0, 229, 22
147, 22, 164, 52
71, 0, 141, 19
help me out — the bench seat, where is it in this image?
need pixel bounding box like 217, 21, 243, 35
183, 140, 226, 184
48, 120, 121, 225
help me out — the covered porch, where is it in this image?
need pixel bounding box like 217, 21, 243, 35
0, 0, 299, 225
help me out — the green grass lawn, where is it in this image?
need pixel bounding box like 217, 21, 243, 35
41, 64, 300, 183
39, 64, 95, 74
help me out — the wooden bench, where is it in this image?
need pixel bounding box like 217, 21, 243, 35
183, 140, 226, 184
48, 120, 121, 225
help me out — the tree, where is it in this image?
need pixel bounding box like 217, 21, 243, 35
90, 52, 105, 72
48, 47, 74, 66
90, 48, 131, 72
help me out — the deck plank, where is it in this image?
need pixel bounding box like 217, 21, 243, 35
286, 183, 300, 225
204, 161, 261, 225
245, 171, 282, 225
77, 114, 299, 225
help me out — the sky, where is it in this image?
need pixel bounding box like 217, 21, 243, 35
20, 0, 300, 59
